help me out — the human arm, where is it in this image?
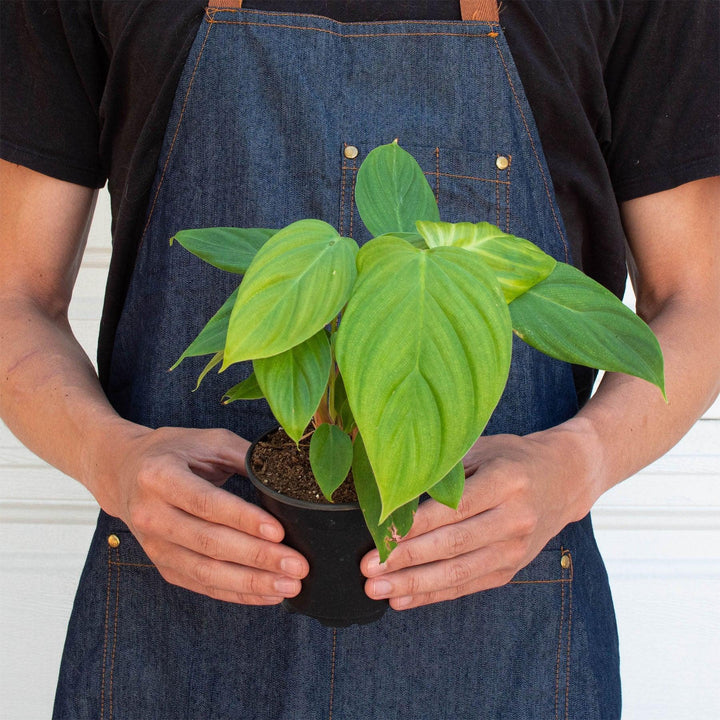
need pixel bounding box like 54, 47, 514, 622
0, 160, 308, 603
362, 176, 720, 609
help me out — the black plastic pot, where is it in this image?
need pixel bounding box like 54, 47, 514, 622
246, 432, 388, 627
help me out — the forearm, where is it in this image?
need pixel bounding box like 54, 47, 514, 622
570, 295, 718, 509
0, 295, 149, 504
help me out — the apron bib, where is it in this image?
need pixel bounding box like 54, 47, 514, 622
55, 3, 620, 718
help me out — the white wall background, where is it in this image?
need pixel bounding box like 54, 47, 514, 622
1, 189, 719, 719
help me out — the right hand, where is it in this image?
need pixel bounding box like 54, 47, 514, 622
89, 424, 309, 605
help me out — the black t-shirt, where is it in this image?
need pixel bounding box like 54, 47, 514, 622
1, 0, 719, 399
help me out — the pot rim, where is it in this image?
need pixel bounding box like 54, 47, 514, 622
246, 430, 361, 512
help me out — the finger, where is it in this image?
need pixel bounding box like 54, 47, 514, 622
184, 427, 250, 469
401, 466, 530, 542
166, 575, 286, 606
387, 568, 512, 611
165, 469, 287, 542
161, 509, 309, 579
362, 510, 500, 577
365, 544, 513, 604
156, 543, 304, 600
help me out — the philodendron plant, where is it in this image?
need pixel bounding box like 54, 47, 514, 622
171, 141, 665, 561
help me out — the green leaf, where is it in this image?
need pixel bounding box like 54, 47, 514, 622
376, 231, 428, 249
355, 141, 440, 237
224, 219, 358, 365
170, 287, 239, 370
254, 329, 332, 443
222, 372, 264, 403
171, 227, 276, 274
309, 424, 354, 502
352, 435, 418, 563
335, 235, 512, 521
510, 262, 665, 396
427, 461, 465, 509
192, 351, 224, 392
416, 221, 556, 302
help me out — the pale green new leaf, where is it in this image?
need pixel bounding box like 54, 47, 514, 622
170, 287, 239, 370
352, 435, 419, 563
224, 219, 358, 365
193, 351, 224, 391
510, 262, 665, 396
416, 221, 556, 302
355, 141, 440, 237
309, 423, 354, 502
254, 329, 332, 443
427, 461, 465, 509
222, 372, 264, 403
335, 235, 512, 521
171, 227, 276, 274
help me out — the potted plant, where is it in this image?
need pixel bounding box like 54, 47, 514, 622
170, 141, 664, 625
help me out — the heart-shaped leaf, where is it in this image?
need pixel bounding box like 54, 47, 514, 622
224, 220, 358, 365
171, 227, 276, 274
309, 423, 354, 501
355, 141, 440, 237
510, 262, 665, 396
416, 221, 556, 302
335, 236, 512, 520
254, 329, 332, 443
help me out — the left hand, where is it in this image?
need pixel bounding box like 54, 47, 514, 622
361, 426, 597, 610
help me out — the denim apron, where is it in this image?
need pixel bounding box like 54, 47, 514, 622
54, 3, 621, 718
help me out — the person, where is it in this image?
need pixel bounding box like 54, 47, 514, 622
1, 0, 718, 718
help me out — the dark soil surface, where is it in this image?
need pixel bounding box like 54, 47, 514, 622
249, 427, 358, 504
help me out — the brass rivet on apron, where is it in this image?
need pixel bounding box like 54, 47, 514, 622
496, 155, 510, 170
107, 534, 121, 549
344, 145, 359, 159
560, 553, 571, 570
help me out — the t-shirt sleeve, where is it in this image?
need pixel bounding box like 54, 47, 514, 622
604, 0, 720, 202
0, 1, 107, 188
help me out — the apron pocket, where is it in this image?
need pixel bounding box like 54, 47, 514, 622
339, 142, 512, 242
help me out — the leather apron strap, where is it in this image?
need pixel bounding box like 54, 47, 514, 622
208, 0, 500, 23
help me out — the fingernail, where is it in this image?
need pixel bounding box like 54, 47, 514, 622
259, 523, 282, 541
274, 578, 300, 595
364, 556, 382, 575
371, 579, 393, 598
280, 557, 306, 577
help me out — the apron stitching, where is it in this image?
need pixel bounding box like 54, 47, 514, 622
434, 147, 440, 203
554, 549, 566, 720
430, 171, 509, 185
509, 578, 571, 585
349, 161, 359, 239
109, 560, 155, 568
340, 151, 349, 237
328, 628, 337, 720
505, 156, 512, 232
207, 8, 499, 29
206, 19, 499, 40
139, 18, 214, 251
100, 546, 112, 720
108, 556, 121, 720
495, 158, 501, 227
491, 36, 570, 261
564, 553, 574, 720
